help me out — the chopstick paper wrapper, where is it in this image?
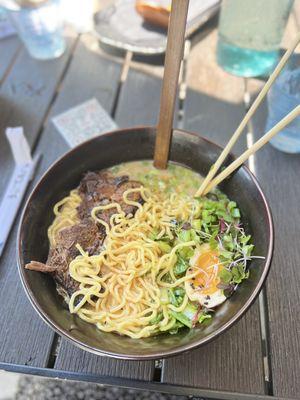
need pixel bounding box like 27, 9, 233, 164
0, 127, 41, 257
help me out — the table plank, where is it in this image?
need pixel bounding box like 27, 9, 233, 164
0, 36, 20, 84
0, 37, 77, 368
55, 341, 154, 381
27, 38, 155, 380
162, 301, 264, 394
0, 36, 76, 196
252, 103, 300, 399
162, 87, 266, 394
115, 67, 162, 127
182, 88, 247, 153
0, 237, 55, 367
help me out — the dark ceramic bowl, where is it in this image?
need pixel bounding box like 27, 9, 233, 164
18, 127, 273, 360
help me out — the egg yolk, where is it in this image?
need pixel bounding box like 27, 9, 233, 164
193, 251, 223, 295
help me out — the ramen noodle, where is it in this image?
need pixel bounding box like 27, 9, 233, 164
26, 161, 259, 339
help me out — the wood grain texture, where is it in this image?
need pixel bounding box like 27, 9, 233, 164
23, 38, 122, 190
29, 40, 155, 380
0, 38, 77, 369
0, 37, 76, 197
154, 0, 189, 169
182, 87, 247, 154
55, 340, 154, 380
0, 35, 20, 84
161, 87, 265, 394
252, 103, 300, 399
162, 300, 264, 393
115, 68, 162, 127
0, 236, 55, 367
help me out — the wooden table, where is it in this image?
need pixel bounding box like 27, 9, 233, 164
0, 20, 299, 400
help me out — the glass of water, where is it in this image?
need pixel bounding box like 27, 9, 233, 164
267, 58, 300, 153
217, 0, 294, 77
7, 0, 66, 60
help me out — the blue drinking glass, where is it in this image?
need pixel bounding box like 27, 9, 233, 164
266, 60, 300, 153
7, 0, 66, 60
217, 0, 294, 77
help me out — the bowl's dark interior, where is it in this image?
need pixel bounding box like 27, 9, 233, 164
18, 127, 272, 359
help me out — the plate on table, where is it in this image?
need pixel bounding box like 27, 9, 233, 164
93, 0, 220, 54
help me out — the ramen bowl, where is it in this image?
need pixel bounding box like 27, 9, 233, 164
18, 127, 273, 360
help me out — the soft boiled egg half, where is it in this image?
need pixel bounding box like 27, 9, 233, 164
185, 243, 226, 308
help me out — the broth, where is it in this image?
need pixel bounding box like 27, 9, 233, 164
110, 160, 203, 197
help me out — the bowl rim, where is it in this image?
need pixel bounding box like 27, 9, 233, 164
17, 126, 274, 360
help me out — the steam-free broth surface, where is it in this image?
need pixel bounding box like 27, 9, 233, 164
111, 161, 203, 197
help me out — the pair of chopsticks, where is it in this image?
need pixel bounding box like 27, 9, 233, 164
195, 32, 300, 197
153, 1, 300, 197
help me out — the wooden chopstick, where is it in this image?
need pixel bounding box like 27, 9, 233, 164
154, 0, 190, 169
195, 31, 300, 197
200, 105, 300, 195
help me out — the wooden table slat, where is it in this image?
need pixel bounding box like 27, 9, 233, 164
0, 36, 20, 84
0, 239, 55, 367
252, 103, 300, 399
162, 300, 265, 394
115, 67, 162, 128
0, 36, 76, 196
55, 341, 154, 381
0, 37, 77, 369
182, 88, 247, 153
161, 87, 266, 394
